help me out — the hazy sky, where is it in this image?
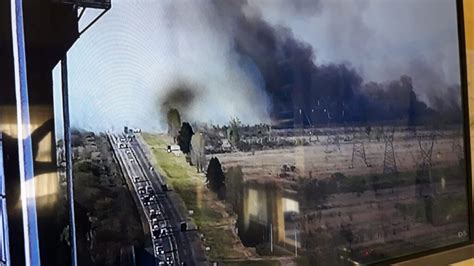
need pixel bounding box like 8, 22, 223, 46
53, 0, 461, 132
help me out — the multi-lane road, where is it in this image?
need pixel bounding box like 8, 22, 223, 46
108, 132, 202, 266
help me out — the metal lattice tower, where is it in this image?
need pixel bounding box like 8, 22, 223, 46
416, 132, 436, 197
418, 134, 435, 169
383, 128, 398, 175
324, 133, 341, 153
351, 128, 369, 168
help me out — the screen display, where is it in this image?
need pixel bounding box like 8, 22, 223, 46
49, 0, 471, 265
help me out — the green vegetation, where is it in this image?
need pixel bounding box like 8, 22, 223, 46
177, 122, 194, 154
142, 133, 252, 260
206, 157, 226, 198
73, 133, 143, 266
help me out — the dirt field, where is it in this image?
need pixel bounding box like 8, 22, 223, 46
212, 129, 463, 181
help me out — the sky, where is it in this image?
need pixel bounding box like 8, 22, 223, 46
53, 0, 461, 133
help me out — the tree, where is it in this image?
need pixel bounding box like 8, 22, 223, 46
228, 117, 241, 147
190, 132, 205, 172
177, 122, 194, 154
167, 108, 181, 143
206, 157, 225, 194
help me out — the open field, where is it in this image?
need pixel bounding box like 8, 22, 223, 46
212, 129, 463, 181
143, 127, 469, 265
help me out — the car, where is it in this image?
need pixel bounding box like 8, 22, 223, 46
150, 209, 162, 219
133, 176, 140, 182
152, 226, 169, 237
155, 244, 165, 255
126, 150, 132, 155
146, 186, 154, 193
118, 143, 127, 149
165, 254, 174, 265
120, 137, 126, 142
129, 158, 135, 163
138, 186, 145, 195
149, 166, 154, 171
150, 208, 162, 218
159, 220, 168, 229
159, 228, 168, 237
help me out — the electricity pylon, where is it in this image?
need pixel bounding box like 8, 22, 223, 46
351, 128, 369, 168
383, 128, 398, 175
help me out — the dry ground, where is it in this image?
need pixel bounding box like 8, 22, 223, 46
213, 132, 463, 181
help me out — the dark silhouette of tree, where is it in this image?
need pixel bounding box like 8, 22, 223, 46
177, 122, 194, 154
167, 108, 181, 143
206, 157, 225, 194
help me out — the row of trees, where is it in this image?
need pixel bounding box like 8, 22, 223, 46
167, 108, 206, 172
167, 109, 239, 200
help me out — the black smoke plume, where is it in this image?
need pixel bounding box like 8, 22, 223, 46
159, 81, 198, 120
212, 0, 461, 128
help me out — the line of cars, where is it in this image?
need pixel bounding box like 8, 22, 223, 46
117, 135, 178, 265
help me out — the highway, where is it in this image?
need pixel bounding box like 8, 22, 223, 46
108, 133, 180, 266
129, 135, 204, 266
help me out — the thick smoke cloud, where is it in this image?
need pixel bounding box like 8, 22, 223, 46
59, 0, 463, 132
159, 81, 197, 121
211, 0, 461, 127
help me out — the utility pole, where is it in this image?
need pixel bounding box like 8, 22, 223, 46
294, 230, 298, 257
270, 223, 273, 254
10, 0, 41, 264
62, 55, 78, 266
